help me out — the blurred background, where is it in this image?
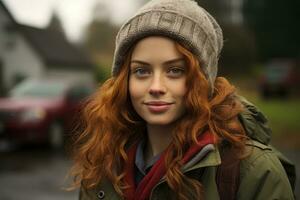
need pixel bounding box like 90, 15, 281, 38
0, 0, 299, 199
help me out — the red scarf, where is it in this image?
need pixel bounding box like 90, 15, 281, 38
123, 131, 215, 200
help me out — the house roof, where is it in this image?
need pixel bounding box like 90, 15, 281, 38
19, 25, 94, 70
0, 1, 16, 23
0, 1, 94, 70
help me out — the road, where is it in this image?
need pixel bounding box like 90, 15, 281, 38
0, 147, 78, 200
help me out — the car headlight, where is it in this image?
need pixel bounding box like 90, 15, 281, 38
20, 108, 46, 122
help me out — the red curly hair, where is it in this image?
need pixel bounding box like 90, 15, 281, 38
69, 42, 247, 199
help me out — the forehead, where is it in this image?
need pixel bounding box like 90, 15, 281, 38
131, 36, 183, 61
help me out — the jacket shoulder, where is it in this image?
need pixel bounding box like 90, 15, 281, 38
79, 179, 122, 200
237, 140, 294, 200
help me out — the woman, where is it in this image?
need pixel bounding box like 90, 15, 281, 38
70, 0, 294, 199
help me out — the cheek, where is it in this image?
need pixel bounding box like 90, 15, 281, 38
168, 79, 187, 98
129, 78, 146, 100
179, 84, 187, 97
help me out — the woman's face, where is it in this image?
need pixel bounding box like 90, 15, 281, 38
129, 36, 187, 126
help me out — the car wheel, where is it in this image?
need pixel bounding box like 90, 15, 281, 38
48, 121, 64, 150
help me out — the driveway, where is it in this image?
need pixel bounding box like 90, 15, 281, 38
0, 147, 78, 200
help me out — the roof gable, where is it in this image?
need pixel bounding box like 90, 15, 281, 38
20, 25, 93, 69
0, 1, 93, 70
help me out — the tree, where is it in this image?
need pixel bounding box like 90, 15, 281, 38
195, 0, 257, 74
82, 2, 120, 82
195, 0, 231, 25
47, 13, 65, 37
243, 0, 300, 61
84, 19, 118, 55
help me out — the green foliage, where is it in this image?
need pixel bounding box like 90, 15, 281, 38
47, 13, 65, 35
239, 87, 300, 136
82, 14, 119, 83
95, 63, 111, 83
254, 99, 300, 136
194, 0, 230, 24
243, 0, 300, 60
195, 0, 257, 74
83, 19, 118, 56
219, 24, 257, 74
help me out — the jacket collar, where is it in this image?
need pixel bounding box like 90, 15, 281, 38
182, 145, 221, 172
131, 135, 221, 175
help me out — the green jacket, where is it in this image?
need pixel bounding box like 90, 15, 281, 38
79, 97, 295, 200
79, 141, 294, 200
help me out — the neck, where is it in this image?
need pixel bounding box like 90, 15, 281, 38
145, 123, 174, 163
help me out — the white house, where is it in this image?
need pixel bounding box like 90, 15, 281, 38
0, 1, 95, 96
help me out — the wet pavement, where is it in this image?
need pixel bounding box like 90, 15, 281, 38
0, 145, 299, 200
0, 147, 78, 200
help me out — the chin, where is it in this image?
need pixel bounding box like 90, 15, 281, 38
145, 117, 176, 126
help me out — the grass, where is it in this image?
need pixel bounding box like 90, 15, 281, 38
238, 89, 300, 137
225, 74, 300, 148
253, 98, 300, 136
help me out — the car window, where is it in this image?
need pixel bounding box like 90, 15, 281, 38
265, 64, 290, 82
10, 80, 66, 98
66, 85, 94, 102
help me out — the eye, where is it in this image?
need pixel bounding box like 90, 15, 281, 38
132, 67, 151, 78
167, 67, 185, 78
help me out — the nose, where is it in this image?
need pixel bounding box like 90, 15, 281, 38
149, 73, 166, 96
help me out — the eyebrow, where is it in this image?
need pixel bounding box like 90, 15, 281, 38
130, 58, 185, 66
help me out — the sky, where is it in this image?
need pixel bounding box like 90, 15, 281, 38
2, 0, 142, 42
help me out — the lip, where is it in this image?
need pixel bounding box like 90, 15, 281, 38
144, 101, 174, 113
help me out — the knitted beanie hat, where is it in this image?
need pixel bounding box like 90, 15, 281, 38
112, 0, 223, 89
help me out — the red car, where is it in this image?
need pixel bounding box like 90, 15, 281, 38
259, 59, 300, 98
0, 79, 94, 150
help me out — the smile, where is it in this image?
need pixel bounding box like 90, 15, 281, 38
144, 101, 174, 113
